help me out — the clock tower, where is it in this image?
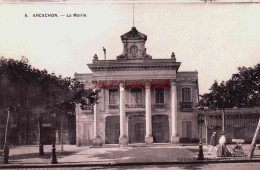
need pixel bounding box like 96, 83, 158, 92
117, 27, 152, 60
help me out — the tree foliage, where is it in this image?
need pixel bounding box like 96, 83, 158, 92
0, 57, 99, 117
200, 64, 260, 109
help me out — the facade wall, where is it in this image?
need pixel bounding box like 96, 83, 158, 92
75, 72, 199, 145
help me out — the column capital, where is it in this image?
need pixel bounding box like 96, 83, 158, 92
145, 80, 152, 89
119, 82, 125, 91
92, 80, 103, 90
76, 103, 81, 108
170, 80, 177, 86
75, 103, 82, 113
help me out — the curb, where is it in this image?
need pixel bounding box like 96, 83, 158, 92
1, 159, 260, 169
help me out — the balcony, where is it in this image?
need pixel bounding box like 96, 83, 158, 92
108, 103, 145, 112
109, 104, 119, 110
126, 103, 145, 112
180, 102, 193, 112
153, 103, 166, 112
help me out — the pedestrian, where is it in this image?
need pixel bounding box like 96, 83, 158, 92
207, 132, 217, 155
217, 131, 232, 157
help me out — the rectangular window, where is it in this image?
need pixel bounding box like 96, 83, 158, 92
155, 89, 164, 104
131, 88, 142, 104
182, 88, 191, 102
109, 89, 118, 104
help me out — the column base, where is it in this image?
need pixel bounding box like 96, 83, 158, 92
119, 136, 128, 147
171, 136, 180, 144
145, 136, 153, 144
93, 136, 102, 146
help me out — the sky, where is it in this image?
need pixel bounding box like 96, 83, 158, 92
0, 2, 259, 94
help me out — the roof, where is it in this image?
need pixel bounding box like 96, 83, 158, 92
121, 27, 147, 41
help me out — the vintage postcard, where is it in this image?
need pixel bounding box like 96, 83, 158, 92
0, 0, 260, 169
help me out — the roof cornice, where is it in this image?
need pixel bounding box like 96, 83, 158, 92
88, 59, 181, 72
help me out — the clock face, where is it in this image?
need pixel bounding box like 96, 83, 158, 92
130, 45, 138, 55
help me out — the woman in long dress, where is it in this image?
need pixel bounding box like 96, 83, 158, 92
217, 131, 232, 157
207, 132, 217, 155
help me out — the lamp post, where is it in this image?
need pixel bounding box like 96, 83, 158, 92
51, 112, 58, 164
197, 107, 204, 160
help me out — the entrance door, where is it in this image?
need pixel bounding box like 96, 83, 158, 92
105, 116, 120, 144
182, 121, 192, 142
83, 123, 93, 145
152, 115, 169, 143
129, 115, 145, 143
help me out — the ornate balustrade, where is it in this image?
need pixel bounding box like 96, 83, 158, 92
109, 104, 119, 110
82, 105, 93, 113
125, 104, 145, 109
153, 103, 166, 112
180, 102, 193, 112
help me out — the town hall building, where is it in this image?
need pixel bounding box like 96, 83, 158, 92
75, 27, 199, 146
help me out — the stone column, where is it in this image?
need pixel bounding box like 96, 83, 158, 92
119, 82, 128, 146
145, 81, 153, 144
75, 104, 81, 147
93, 103, 102, 146
171, 81, 180, 144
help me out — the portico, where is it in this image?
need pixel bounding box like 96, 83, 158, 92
90, 79, 179, 146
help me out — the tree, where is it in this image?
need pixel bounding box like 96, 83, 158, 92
200, 64, 260, 109
200, 64, 260, 158
0, 57, 99, 159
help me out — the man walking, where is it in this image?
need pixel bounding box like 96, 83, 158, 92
207, 132, 217, 155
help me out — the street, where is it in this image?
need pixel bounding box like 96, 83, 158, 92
1, 144, 260, 169
2, 162, 260, 170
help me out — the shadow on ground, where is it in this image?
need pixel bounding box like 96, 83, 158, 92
9, 151, 78, 160
87, 147, 199, 163
85, 164, 208, 170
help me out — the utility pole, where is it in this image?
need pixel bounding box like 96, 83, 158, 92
248, 119, 260, 158
197, 107, 204, 160
222, 108, 225, 132
205, 113, 208, 146
3, 108, 10, 164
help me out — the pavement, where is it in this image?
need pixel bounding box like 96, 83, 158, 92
1, 143, 260, 168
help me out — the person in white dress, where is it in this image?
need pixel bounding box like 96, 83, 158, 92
217, 131, 231, 157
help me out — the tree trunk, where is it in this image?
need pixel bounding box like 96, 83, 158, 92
248, 119, 260, 158
60, 114, 64, 151
4, 109, 10, 147
38, 115, 44, 156
26, 103, 29, 145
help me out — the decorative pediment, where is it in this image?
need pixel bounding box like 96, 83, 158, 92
121, 27, 147, 41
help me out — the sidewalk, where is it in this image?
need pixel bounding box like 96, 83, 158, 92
1, 144, 260, 168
